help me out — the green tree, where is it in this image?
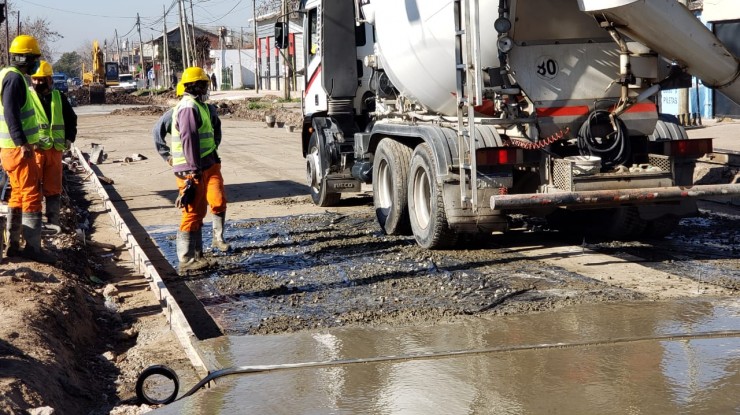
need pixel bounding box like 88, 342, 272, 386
53, 52, 82, 78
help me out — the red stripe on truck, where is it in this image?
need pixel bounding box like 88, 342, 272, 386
536, 103, 657, 117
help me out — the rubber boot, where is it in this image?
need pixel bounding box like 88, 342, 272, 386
5, 207, 22, 257
20, 212, 56, 264
211, 211, 231, 251
5, 207, 22, 256
43, 195, 62, 235
193, 230, 216, 267
177, 230, 211, 275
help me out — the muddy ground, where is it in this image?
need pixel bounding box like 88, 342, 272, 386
1, 95, 738, 415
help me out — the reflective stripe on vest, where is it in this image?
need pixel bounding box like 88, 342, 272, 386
171, 95, 215, 167
0, 67, 40, 148
30, 89, 66, 151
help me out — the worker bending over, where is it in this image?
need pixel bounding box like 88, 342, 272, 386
170, 67, 229, 275
29, 60, 77, 235
0, 35, 54, 263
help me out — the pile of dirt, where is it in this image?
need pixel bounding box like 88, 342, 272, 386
67, 88, 158, 107
0, 153, 189, 415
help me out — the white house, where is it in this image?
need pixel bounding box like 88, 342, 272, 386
209, 49, 256, 89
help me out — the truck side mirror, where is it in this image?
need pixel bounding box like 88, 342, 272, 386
274, 22, 289, 49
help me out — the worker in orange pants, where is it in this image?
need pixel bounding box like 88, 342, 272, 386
29, 60, 77, 235
0, 35, 54, 263
170, 67, 228, 275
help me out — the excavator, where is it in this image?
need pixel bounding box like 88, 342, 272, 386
82, 40, 120, 104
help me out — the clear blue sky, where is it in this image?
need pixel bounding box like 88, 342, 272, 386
15, 0, 255, 58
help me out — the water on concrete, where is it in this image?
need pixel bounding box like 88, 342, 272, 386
153, 298, 740, 414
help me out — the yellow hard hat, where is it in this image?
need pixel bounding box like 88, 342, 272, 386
32, 60, 53, 78
9, 34, 41, 55
181, 67, 209, 84
176, 81, 184, 96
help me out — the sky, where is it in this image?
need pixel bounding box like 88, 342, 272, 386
15, 0, 256, 59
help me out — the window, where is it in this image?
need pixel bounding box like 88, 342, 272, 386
308, 8, 318, 56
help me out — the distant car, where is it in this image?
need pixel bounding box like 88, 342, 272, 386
71, 77, 82, 87
114, 74, 137, 92
52, 73, 68, 93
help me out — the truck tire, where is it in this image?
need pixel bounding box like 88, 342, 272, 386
643, 215, 680, 238
408, 143, 456, 249
306, 133, 340, 207
649, 114, 688, 141
373, 139, 412, 235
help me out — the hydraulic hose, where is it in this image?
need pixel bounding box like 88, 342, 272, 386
577, 110, 630, 168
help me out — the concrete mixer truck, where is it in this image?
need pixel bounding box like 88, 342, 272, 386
291, 0, 740, 248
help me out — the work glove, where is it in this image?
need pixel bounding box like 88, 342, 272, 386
175, 176, 196, 212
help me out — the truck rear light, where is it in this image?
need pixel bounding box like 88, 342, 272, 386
665, 139, 712, 157
477, 148, 521, 165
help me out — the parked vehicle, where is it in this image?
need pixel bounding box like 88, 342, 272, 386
294, 0, 740, 248
114, 74, 137, 91
52, 73, 68, 93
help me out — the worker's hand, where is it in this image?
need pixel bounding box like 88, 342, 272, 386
175, 177, 197, 212
166, 156, 173, 166
20, 143, 33, 158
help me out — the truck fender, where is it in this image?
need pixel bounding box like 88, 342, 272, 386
366, 124, 456, 179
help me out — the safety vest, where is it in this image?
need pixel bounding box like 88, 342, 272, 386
29, 89, 65, 151
0, 67, 39, 148
171, 95, 215, 167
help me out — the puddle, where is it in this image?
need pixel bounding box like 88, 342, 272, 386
152, 299, 740, 414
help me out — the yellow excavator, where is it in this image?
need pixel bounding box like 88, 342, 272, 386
82, 40, 119, 103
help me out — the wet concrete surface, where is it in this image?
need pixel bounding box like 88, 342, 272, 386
153, 298, 740, 414
149, 208, 738, 336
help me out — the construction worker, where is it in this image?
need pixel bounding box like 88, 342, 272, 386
153, 81, 230, 256
170, 67, 229, 275
0, 35, 54, 263
29, 60, 77, 235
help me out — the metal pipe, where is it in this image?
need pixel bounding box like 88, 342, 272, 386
580, 0, 740, 106
490, 183, 740, 210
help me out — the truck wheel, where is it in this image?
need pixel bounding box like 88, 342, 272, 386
408, 143, 456, 249
373, 139, 412, 235
643, 215, 680, 238
306, 133, 340, 207
649, 114, 688, 141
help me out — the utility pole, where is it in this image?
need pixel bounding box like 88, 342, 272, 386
115, 29, 122, 65
182, 0, 193, 67
282, 0, 289, 99
677, 0, 691, 125
189, 0, 197, 66
4, 2, 10, 65
238, 27, 243, 89
178, 0, 188, 69
253, 0, 259, 93
137, 13, 145, 80
163, 5, 171, 89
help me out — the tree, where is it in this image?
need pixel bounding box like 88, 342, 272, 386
255, 0, 301, 17
0, 1, 61, 65
194, 35, 211, 68
54, 51, 82, 78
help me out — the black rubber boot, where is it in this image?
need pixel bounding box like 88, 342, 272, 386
211, 211, 231, 251
20, 212, 56, 264
6, 207, 22, 257
177, 230, 212, 275
43, 195, 62, 235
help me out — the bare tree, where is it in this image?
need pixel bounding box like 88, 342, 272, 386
0, 2, 61, 64
255, 0, 301, 17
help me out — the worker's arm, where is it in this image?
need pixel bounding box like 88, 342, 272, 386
152, 109, 173, 163
2, 72, 31, 146
173, 105, 202, 174
208, 104, 221, 148
59, 91, 77, 143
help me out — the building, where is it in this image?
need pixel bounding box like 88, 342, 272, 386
254, 12, 304, 95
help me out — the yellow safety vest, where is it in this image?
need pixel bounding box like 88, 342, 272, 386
29, 89, 66, 151
0, 67, 40, 148
171, 95, 215, 167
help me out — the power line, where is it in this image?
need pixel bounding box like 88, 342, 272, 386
17, 0, 155, 20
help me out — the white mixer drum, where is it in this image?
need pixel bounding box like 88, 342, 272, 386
370, 0, 500, 116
